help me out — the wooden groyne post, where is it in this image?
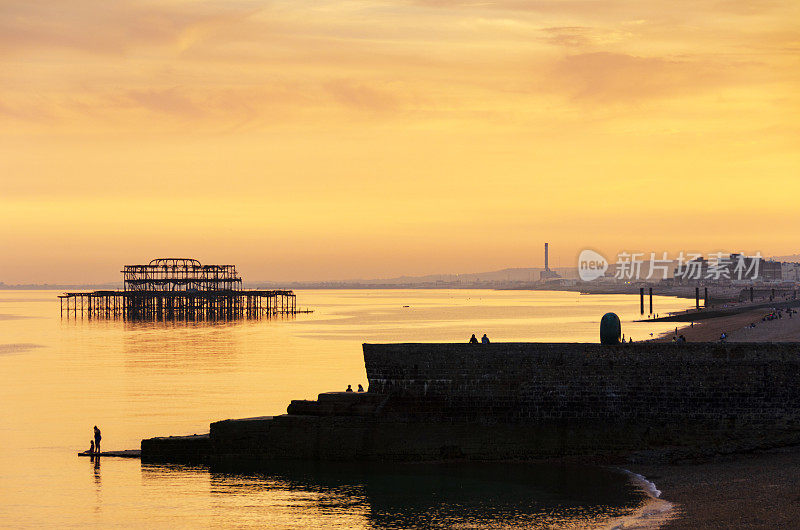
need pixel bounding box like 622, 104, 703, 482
639, 287, 644, 315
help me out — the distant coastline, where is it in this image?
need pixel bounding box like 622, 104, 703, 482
0, 279, 741, 307
0, 282, 121, 290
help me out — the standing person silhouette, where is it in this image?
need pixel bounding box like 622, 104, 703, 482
93, 426, 101, 454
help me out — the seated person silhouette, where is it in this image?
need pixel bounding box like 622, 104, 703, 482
481, 334, 490, 344
346, 384, 353, 392
357, 384, 364, 392
469, 334, 479, 344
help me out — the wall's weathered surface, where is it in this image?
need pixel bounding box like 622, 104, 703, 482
364, 342, 800, 429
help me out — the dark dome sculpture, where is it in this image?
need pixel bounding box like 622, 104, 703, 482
600, 312, 621, 345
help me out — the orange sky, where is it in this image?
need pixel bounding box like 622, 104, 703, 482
1, 0, 799, 283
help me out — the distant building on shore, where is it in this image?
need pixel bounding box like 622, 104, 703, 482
782, 262, 800, 282
584, 251, 795, 287
539, 242, 561, 282
672, 254, 784, 284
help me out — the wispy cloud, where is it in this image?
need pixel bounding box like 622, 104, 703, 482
545, 52, 734, 102
121, 87, 203, 117
0, 1, 797, 129
323, 79, 399, 112
0, 0, 259, 56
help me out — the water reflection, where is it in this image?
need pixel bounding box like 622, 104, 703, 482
142, 461, 644, 529
0, 343, 43, 354
89, 455, 102, 515
92, 455, 101, 483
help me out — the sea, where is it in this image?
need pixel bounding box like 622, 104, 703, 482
0, 289, 691, 528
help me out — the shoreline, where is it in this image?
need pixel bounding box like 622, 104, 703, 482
628, 448, 800, 529
603, 470, 676, 529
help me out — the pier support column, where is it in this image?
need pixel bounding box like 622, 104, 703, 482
649, 287, 653, 315
696, 287, 700, 310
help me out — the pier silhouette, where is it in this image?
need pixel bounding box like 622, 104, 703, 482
60, 258, 307, 321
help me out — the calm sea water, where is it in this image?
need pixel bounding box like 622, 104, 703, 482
0, 289, 691, 528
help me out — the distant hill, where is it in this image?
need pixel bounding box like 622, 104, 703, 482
249, 267, 578, 288
344, 267, 570, 284
2, 268, 580, 290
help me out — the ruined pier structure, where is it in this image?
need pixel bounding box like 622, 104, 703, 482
60, 258, 300, 320
143, 342, 800, 464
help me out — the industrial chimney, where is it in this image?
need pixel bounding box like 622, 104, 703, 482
544, 242, 549, 271
539, 242, 560, 282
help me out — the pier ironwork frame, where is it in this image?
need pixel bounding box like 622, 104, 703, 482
59, 258, 302, 320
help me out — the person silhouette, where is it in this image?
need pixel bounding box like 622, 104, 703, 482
345, 384, 353, 392
469, 334, 479, 344
357, 384, 364, 392
481, 334, 490, 344
93, 426, 101, 454
88, 440, 95, 454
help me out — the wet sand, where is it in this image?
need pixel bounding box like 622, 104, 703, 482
631, 449, 800, 529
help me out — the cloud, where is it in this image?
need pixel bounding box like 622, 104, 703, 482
545, 52, 732, 102
0, 99, 53, 122
0, 0, 796, 129
323, 80, 399, 112
0, 0, 258, 56
411, 0, 795, 17
541, 27, 594, 48
0, 79, 412, 131
121, 88, 203, 117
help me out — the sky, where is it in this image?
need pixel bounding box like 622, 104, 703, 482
1, 0, 799, 283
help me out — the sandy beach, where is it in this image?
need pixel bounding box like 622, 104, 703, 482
643, 305, 800, 527
631, 449, 800, 528
654, 307, 800, 343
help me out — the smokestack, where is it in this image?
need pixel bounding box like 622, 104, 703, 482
544, 242, 549, 271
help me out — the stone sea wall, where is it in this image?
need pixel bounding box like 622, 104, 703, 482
142, 342, 800, 464
364, 343, 800, 429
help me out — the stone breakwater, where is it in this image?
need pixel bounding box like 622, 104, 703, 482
142, 342, 800, 464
